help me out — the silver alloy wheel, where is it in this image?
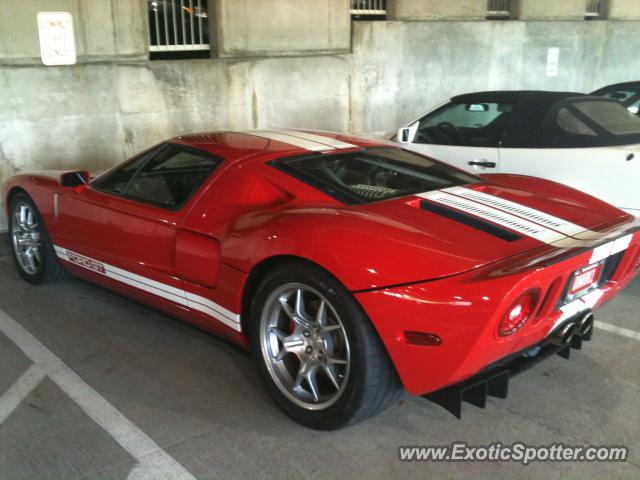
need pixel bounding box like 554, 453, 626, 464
11, 202, 43, 275
260, 283, 351, 410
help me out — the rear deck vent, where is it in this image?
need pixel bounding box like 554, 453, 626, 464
453, 190, 568, 230
419, 200, 523, 242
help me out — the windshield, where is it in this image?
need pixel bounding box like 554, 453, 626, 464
271, 148, 479, 205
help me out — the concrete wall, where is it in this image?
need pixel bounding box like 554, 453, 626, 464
350, 20, 640, 132
214, 0, 350, 57
0, 54, 350, 174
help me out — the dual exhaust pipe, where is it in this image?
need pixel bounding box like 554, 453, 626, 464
549, 312, 594, 347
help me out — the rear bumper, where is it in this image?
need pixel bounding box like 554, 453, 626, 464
423, 310, 593, 418
355, 230, 640, 396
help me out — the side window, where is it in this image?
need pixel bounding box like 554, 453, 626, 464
123, 146, 222, 209
415, 102, 513, 147
556, 108, 597, 136
92, 152, 150, 195
541, 98, 640, 147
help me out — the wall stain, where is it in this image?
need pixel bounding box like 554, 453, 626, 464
252, 88, 259, 128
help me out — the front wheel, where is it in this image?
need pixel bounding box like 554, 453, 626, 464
9, 192, 68, 284
249, 262, 402, 429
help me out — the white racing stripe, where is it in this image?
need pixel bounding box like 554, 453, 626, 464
419, 187, 633, 248
274, 129, 358, 149
247, 129, 358, 152
248, 130, 330, 152
418, 190, 567, 244
589, 234, 633, 263
54, 246, 241, 332
185, 292, 240, 329
443, 187, 591, 237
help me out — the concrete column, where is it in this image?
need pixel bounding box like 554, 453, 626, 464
519, 0, 585, 20
609, 0, 640, 19
112, 0, 148, 57
388, 0, 487, 20
214, 0, 350, 57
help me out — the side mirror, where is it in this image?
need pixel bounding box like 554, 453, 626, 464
397, 127, 413, 144
60, 170, 90, 188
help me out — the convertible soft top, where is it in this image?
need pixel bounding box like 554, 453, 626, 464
451, 90, 585, 106
591, 81, 640, 96
450, 90, 640, 148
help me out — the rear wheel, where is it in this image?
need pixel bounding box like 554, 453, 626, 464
249, 262, 402, 429
9, 192, 67, 284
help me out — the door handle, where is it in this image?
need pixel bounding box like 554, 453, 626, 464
468, 160, 496, 168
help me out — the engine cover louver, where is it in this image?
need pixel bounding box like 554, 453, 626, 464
419, 200, 523, 242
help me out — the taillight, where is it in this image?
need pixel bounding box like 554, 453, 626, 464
498, 289, 540, 336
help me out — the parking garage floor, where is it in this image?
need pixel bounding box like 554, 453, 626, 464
0, 234, 639, 480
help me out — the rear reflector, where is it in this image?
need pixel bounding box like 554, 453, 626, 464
402, 331, 442, 346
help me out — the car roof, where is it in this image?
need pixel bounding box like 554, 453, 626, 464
169, 129, 389, 163
451, 90, 586, 106
591, 81, 640, 95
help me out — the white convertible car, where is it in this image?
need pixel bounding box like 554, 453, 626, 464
392, 91, 640, 215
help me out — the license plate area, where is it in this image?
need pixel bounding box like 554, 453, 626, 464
565, 261, 604, 302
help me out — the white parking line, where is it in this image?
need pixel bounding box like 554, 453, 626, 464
0, 308, 196, 480
595, 320, 640, 341
0, 365, 45, 424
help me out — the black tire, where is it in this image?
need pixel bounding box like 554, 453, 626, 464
8, 192, 68, 284
249, 261, 403, 429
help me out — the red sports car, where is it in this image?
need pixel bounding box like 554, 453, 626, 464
2, 129, 639, 429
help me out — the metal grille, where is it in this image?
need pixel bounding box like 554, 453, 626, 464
350, 0, 387, 16
585, 0, 606, 17
486, 0, 512, 18
147, 0, 209, 52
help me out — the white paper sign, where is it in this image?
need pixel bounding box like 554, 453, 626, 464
546, 47, 559, 77
37, 12, 76, 66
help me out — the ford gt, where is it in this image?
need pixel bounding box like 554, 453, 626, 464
2, 129, 639, 428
